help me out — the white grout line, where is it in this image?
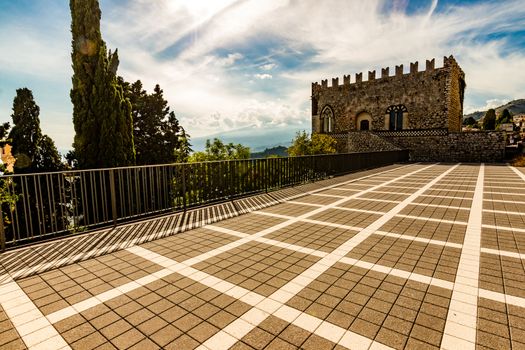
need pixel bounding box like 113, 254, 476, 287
366, 190, 412, 196
429, 188, 475, 193
484, 185, 525, 190
44, 163, 421, 324
285, 201, 325, 207
349, 197, 402, 204
419, 194, 473, 200
483, 209, 525, 216
441, 164, 484, 350
205, 225, 328, 258
200, 164, 460, 349
254, 211, 464, 249
0, 277, 70, 349
395, 214, 468, 226
127, 245, 392, 350
480, 247, 525, 260
479, 289, 525, 309
339, 257, 454, 290
373, 230, 463, 249
310, 193, 347, 199
484, 191, 525, 196
328, 187, 373, 191
285, 201, 387, 215
481, 224, 525, 233
408, 203, 470, 211
483, 199, 525, 205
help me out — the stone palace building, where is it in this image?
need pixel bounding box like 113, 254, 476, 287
311, 56, 505, 162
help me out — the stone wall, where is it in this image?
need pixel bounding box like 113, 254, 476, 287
345, 132, 401, 153
311, 56, 465, 133
380, 131, 505, 162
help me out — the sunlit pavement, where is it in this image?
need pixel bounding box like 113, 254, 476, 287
1, 163, 525, 350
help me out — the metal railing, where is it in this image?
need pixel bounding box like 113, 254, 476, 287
0, 150, 408, 250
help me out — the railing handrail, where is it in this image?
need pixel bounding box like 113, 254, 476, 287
0, 150, 409, 250
0, 150, 405, 178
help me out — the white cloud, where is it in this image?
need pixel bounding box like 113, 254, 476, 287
260, 63, 277, 70
464, 98, 510, 114
213, 53, 244, 67
1, 0, 525, 150
254, 73, 272, 80
100, 0, 525, 141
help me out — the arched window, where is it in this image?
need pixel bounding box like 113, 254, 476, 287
356, 112, 373, 131
386, 105, 407, 131
320, 106, 334, 133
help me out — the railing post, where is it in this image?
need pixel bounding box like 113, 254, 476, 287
0, 207, 5, 252
264, 159, 268, 193
109, 170, 118, 228
182, 164, 187, 210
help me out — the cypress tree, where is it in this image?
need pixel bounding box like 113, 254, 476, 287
482, 109, 496, 130
9, 88, 63, 172
9, 88, 43, 171
70, 0, 135, 169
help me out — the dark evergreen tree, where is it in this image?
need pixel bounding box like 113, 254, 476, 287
173, 128, 192, 163
9, 88, 42, 171
463, 116, 477, 126
36, 135, 63, 172
70, 0, 135, 169
482, 109, 496, 130
497, 108, 513, 125
122, 79, 190, 165
9, 88, 63, 172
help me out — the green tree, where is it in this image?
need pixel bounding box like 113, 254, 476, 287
36, 135, 63, 172
188, 138, 250, 162
463, 116, 477, 126
120, 79, 191, 165
9, 88, 42, 170
497, 108, 513, 126
70, 0, 134, 169
173, 128, 192, 163
8, 88, 63, 172
288, 131, 336, 156
482, 109, 496, 130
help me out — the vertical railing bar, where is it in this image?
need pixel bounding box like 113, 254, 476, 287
182, 164, 186, 210
46, 174, 55, 234
109, 170, 117, 227
0, 205, 5, 252
100, 171, 107, 223
58, 173, 66, 233
89, 171, 97, 225
21, 177, 31, 240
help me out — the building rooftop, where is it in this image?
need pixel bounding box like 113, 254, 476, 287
1, 163, 524, 349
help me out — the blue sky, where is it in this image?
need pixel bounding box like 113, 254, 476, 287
1, 0, 524, 151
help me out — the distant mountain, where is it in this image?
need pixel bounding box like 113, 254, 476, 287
191, 126, 301, 152
251, 146, 288, 158
464, 99, 525, 121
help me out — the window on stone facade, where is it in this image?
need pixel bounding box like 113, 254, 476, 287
320, 106, 334, 133
360, 120, 370, 131
386, 105, 407, 131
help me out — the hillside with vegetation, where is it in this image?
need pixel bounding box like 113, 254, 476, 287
464, 99, 525, 121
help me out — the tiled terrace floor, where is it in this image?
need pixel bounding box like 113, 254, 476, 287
1, 163, 525, 349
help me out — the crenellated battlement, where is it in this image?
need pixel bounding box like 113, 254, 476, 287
312, 55, 461, 90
